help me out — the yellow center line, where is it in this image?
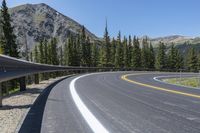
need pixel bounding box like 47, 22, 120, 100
121, 73, 200, 99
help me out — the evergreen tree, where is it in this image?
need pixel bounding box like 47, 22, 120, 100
1, 0, 18, 57
104, 21, 111, 66
59, 46, 64, 65
30, 52, 33, 62
64, 40, 68, 65
39, 40, 44, 63
123, 36, 128, 68
168, 44, 177, 69
115, 31, 124, 68
85, 36, 91, 66
91, 43, 99, 67
187, 47, 198, 72
141, 37, 150, 69
50, 38, 59, 65
0, 45, 3, 54
174, 49, 183, 70
131, 36, 141, 69
99, 43, 106, 67
0, 37, 5, 54
110, 38, 116, 66
198, 53, 200, 70
80, 26, 87, 66
34, 45, 39, 63
127, 35, 132, 67
43, 39, 48, 64
155, 42, 166, 70
65, 35, 73, 66
47, 41, 52, 64
74, 35, 81, 66
149, 43, 155, 69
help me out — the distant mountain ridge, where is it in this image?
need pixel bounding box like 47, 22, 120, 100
150, 35, 200, 46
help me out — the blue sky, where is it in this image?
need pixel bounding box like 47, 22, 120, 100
5, 0, 200, 38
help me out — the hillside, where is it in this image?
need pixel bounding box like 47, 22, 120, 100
9, 3, 98, 52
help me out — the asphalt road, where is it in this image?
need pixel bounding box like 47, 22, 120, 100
23, 72, 200, 133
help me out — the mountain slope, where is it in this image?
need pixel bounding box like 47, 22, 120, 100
150, 35, 200, 46
9, 3, 98, 51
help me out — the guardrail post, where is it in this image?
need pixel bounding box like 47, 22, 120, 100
34, 74, 39, 84
19, 77, 26, 91
0, 83, 2, 107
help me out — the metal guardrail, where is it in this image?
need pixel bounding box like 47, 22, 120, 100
0, 54, 115, 82
0, 54, 116, 107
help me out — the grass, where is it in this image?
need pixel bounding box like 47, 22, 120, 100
163, 77, 200, 88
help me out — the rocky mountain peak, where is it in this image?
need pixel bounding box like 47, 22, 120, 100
9, 3, 98, 52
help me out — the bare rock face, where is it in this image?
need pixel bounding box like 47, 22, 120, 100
9, 3, 98, 52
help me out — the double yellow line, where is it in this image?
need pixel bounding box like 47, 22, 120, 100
121, 73, 200, 99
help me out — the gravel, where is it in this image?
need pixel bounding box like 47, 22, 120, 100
0, 77, 65, 133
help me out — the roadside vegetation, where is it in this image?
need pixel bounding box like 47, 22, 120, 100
163, 77, 200, 88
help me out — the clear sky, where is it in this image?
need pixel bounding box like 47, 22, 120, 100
5, 0, 200, 38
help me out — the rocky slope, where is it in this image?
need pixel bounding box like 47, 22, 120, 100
9, 3, 98, 52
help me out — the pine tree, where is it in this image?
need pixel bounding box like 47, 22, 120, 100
91, 43, 99, 67
0, 13, 5, 54
127, 35, 132, 67
149, 43, 155, 69
30, 52, 33, 62
104, 21, 111, 66
99, 43, 106, 67
115, 31, 124, 68
80, 26, 87, 66
34, 45, 39, 63
110, 38, 116, 66
198, 53, 200, 70
168, 44, 177, 69
155, 42, 166, 70
1, 0, 18, 57
74, 35, 81, 66
43, 39, 48, 64
39, 40, 44, 63
187, 47, 198, 72
0, 37, 5, 54
47, 41, 52, 64
50, 38, 59, 65
0, 45, 3, 54
59, 46, 64, 65
131, 36, 141, 69
85, 36, 91, 66
63, 40, 68, 65
65, 35, 73, 66
174, 49, 183, 70
141, 37, 150, 69
123, 36, 128, 68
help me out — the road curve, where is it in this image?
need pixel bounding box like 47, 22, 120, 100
26, 72, 200, 133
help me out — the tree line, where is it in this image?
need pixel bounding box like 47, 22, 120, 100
32, 24, 200, 72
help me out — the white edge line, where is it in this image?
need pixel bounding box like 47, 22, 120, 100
69, 73, 109, 133
153, 75, 200, 90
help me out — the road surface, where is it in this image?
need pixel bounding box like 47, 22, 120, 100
19, 72, 200, 133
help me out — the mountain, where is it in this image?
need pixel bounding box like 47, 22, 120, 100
150, 35, 200, 46
8, 3, 200, 55
149, 35, 200, 54
9, 3, 99, 52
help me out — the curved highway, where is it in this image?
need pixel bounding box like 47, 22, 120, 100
20, 72, 200, 133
